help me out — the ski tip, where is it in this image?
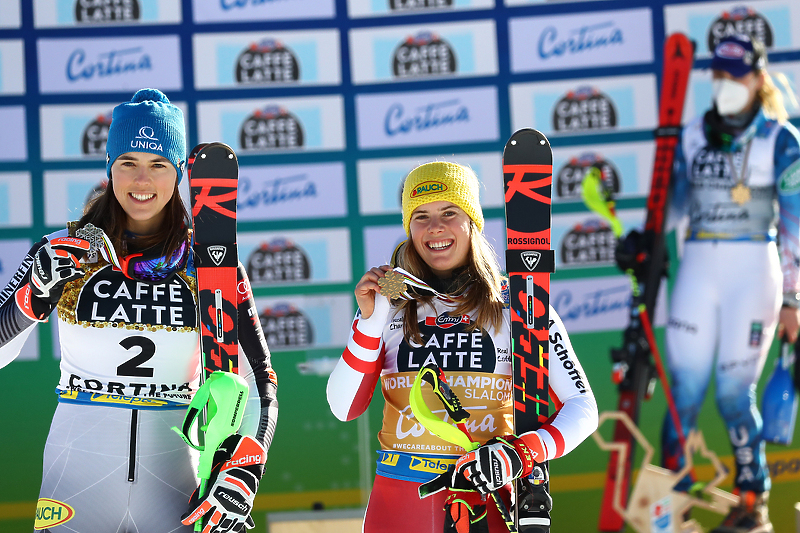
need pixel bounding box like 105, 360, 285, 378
503, 128, 552, 165
196, 142, 238, 163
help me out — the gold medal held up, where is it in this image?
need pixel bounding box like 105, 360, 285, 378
730, 182, 751, 206
378, 269, 408, 300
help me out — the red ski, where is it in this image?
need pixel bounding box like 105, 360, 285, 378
598, 33, 694, 532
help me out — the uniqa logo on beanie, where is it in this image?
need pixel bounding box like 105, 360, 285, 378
130, 126, 164, 152
410, 181, 448, 198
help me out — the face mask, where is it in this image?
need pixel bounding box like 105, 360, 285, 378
712, 78, 752, 116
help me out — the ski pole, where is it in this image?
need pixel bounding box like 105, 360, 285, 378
172, 371, 249, 532
410, 363, 517, 533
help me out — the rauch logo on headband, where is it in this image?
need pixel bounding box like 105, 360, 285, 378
410, 181, 447, 197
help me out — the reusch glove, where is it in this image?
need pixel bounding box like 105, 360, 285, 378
182, 434, 266, 533
16, 237, 89, 321
454, 434, 544, 495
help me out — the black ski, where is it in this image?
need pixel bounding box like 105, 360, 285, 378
503, 128, 555, 533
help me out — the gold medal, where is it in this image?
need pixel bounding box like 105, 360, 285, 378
730, 182, 752, 206
378, 269, 408, 300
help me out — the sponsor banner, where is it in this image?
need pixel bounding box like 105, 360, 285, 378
510, 74, 658, 137
0, 238, 39, 361
39, 101, 190, 161
664, 1, 800, 57
0, 40, 24, 95
357, 152, 503, 215
33, 0, 182, 27
552, 209, 645, 269
238, 162, 347, 221
362, 218, 506, 272
347, 0, 493, 19
356, 86, 499, 149
349, 20, 497, 84
192, 0, 335, 23
192, 29, 341, 89
683, 60, 800, 121
551, 274, 667, 333
0, 0, 20, 28
509, 8, 653, 73
0, 172, 32, 228
253, 293, 353, 351
552, 141, 656, 202
240, 228, 351, 286
0, 106, 27, 161
197, 96, 345, 153
43, 170, 107, 227
37, 36, 182, 94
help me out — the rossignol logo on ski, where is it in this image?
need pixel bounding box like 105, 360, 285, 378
208, 245, 227, 266
410, 181, 447, 198
520, 251, 541, 271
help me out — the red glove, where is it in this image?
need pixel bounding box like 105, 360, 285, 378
454, 433, 545, 495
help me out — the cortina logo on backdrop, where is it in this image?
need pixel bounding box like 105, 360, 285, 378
707, 6, 773, 51
392, 32, 457, 78
240, 106, 304, 150
556, 153, 620, 199
537, 20, 623, 61
66, 47, 152, 82
384, 98, 469, 136
236, 39, 300, 84
552, 86, 617, 132
552, 284, 631, 322
130, 126, 163, 152
239, 174, 317, 210
74, 0, 141, 23
81, 112, 112, 156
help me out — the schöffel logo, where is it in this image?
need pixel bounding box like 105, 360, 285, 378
239, 106, 304, 150
410, 180, 447, 198
236, 39, 300, 84
556, 153, 620, 199
389, 0, 453, 12
130, 126, 163, 152
425, 313, 470, 328
552, 86, 617, 132
707, 6, 773, 51
393, 32, 457, 78
75, 0, 141, 23
67, 46, 152, 82
81, 111, 112, 156
35, 498, 75, 530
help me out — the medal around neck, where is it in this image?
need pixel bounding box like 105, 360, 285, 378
730, 182, 752, 205
377, 268, 459, 302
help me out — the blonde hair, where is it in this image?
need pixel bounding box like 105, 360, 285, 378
393, 221, 505, 345
758, 70, 797, 123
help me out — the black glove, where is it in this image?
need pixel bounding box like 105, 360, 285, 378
181, 434, 266, 533
614, 229, 650, 279
18, 237, 89, 320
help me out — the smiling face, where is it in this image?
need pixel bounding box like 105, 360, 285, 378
409, 200, 472, 278
111, 151, 177, 235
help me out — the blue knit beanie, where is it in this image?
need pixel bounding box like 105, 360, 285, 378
106, 88, 186, 181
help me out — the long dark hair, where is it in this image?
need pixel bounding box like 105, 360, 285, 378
394, 221, 505, 345
79, 177, 190, 256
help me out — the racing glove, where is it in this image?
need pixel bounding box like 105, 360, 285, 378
454, 433, 544, 495
16, 237, 89, 321
182, 434, 267, 533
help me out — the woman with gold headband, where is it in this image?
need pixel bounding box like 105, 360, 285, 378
327, 161, 598, 532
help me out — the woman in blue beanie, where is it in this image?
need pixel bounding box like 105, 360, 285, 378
0, 89, 277, 533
